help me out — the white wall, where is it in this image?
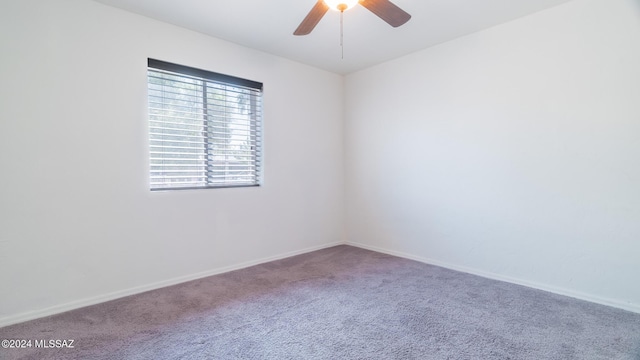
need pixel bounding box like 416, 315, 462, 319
345, 0, 640, 312
0, 0, 344, 325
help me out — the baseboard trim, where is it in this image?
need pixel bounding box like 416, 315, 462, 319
346, 241, 640, 315
0, 241, 344, 328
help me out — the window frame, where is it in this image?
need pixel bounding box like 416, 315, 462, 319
147, 58, 263, 191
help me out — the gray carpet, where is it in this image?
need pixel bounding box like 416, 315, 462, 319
1, 245, 639, 359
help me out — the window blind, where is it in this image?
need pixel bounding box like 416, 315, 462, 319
147, 59, 263, 190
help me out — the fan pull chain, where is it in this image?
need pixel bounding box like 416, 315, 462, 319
340, 10, 344, 59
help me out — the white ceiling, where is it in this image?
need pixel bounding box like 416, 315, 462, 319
93, 0, 574, 74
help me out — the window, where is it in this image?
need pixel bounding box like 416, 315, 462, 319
147, 59, 263, 190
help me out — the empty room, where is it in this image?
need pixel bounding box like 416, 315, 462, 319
1, 0, 639, 358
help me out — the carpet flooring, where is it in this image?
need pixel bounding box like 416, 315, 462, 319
1, 245, 639, 359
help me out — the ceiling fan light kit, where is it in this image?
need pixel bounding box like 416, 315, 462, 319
324, 0, 359, 12
294, 0, 411, 36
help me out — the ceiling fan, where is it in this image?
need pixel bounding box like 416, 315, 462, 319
294, 0, 411, 36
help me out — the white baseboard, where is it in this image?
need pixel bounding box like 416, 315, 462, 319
0, 241, 344, 328
346, 241, 640, 315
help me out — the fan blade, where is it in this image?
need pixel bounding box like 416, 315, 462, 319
294, 0, 330, 36
359, 0, 411, 27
